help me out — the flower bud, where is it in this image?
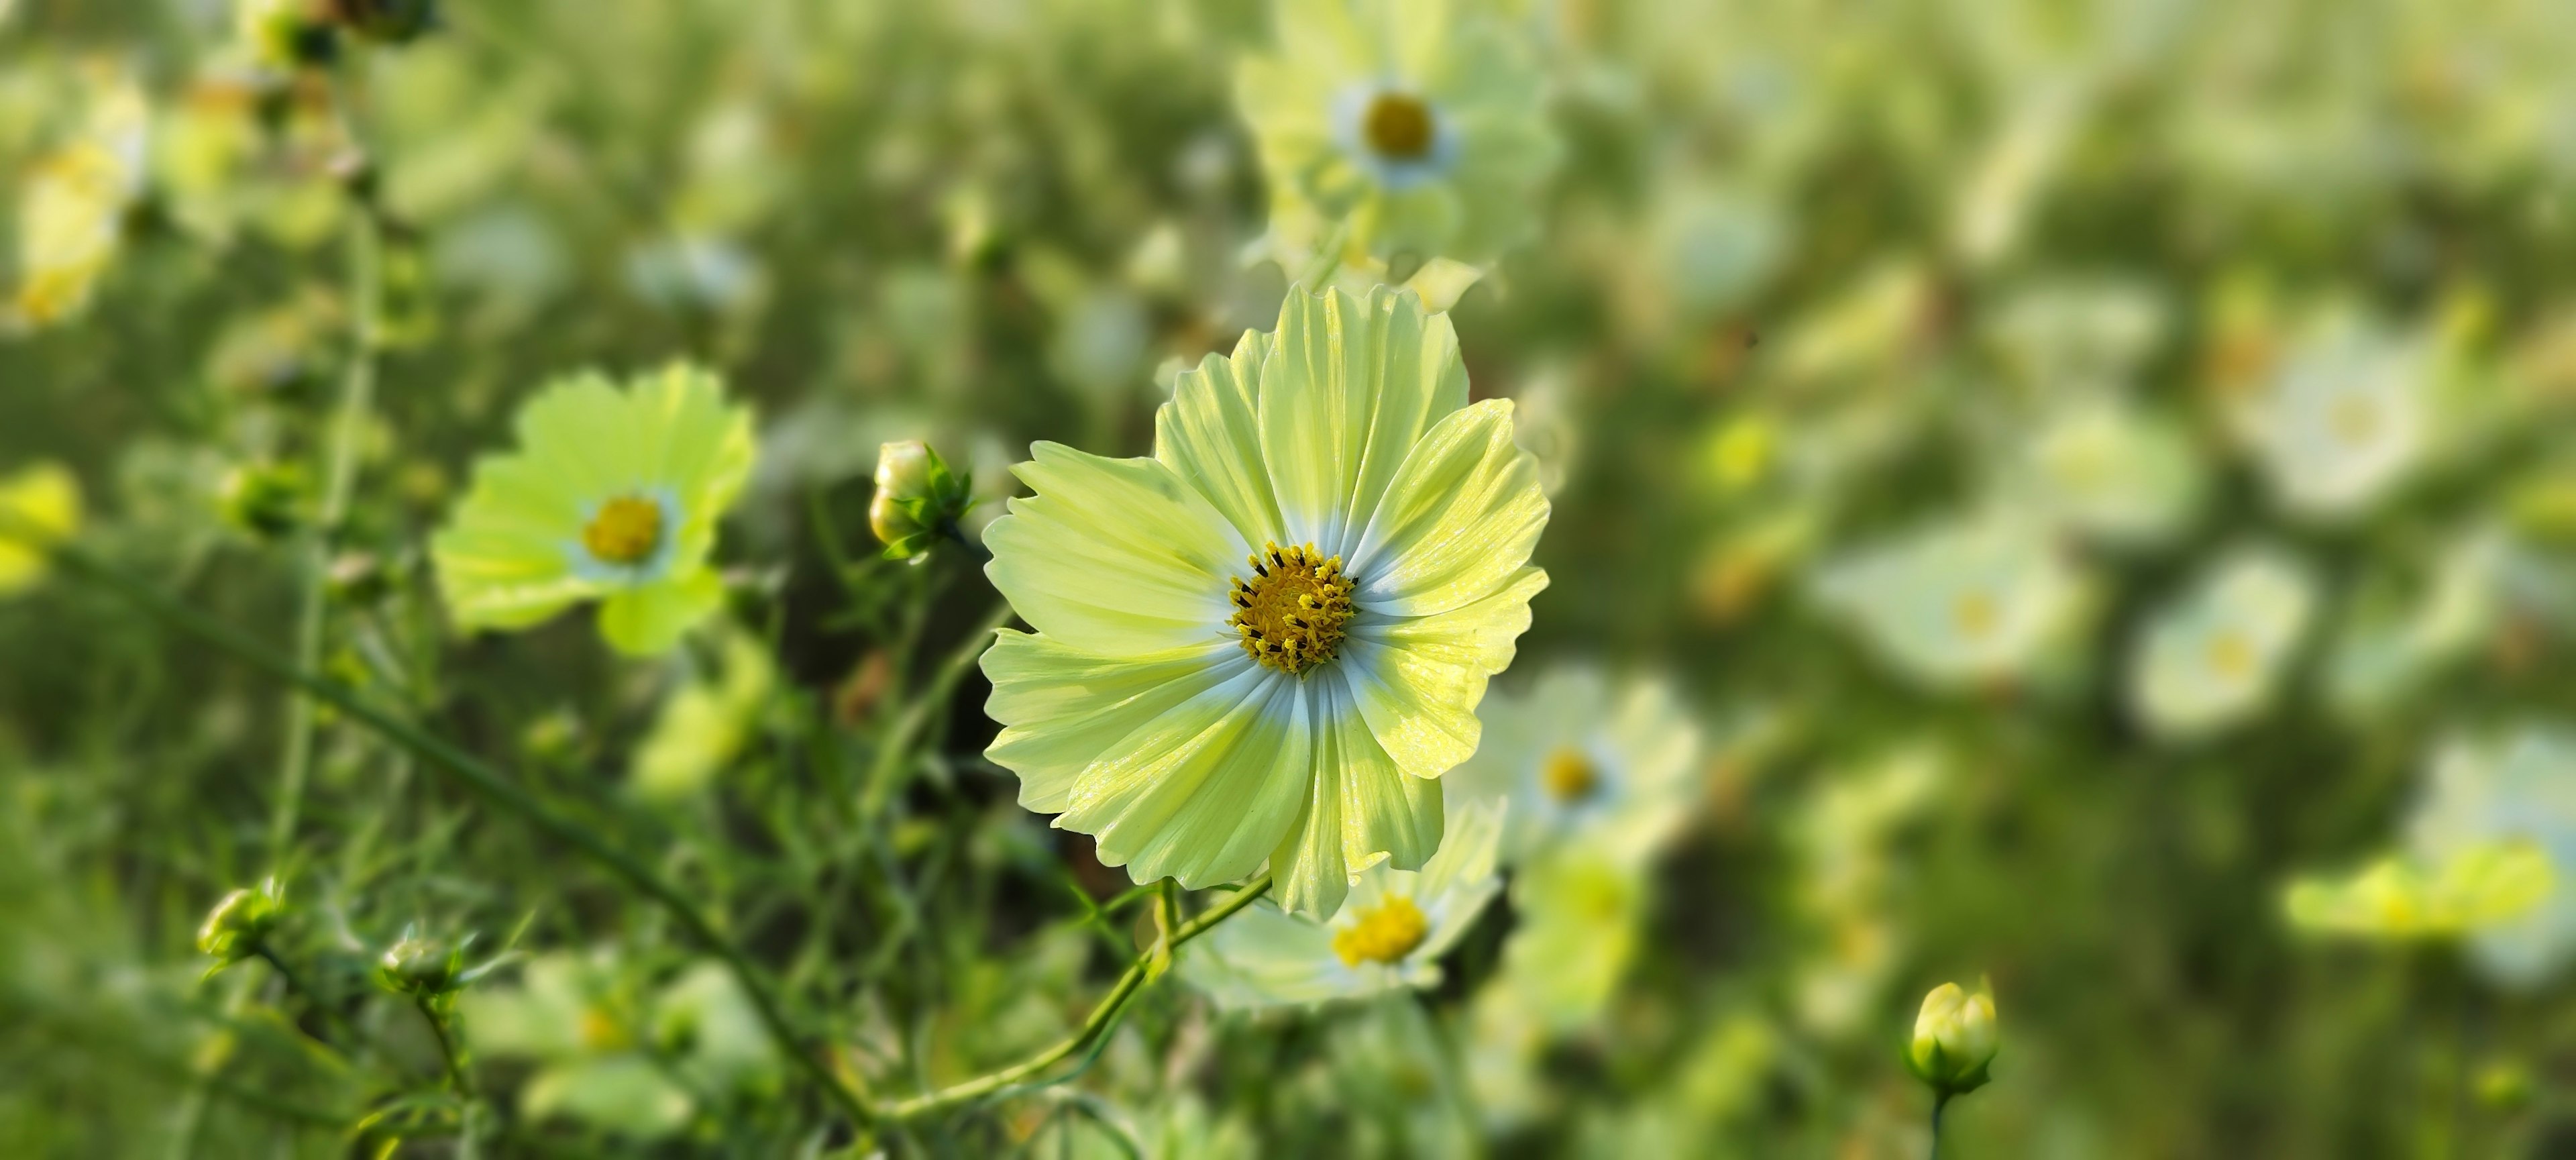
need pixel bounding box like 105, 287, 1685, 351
868, 440, 972, 563
197, 880, 284, 965
1907, 980, 1998, 1096
218, 462, 311, 539
378, 930, 466, 997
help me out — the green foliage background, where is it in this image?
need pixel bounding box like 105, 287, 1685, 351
7, 0, 2576, 1156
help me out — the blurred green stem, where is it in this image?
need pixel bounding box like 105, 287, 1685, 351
415, 997, 474, 1098
36, 541, 879, 1132
879, 872, 1273, 1123
1929, 1092, 1949, 1160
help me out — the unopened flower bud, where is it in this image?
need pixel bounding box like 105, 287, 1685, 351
378, 930, 466, 997
869, 440, 972, 563
197, 880, 284, 964
1907, 980, 1998, 1096
218, 462, 311, 539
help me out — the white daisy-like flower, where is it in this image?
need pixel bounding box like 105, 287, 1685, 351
14, 72, 149, 327
2008, 394, 2203, 546
1811, 511, 2084, 690
2408, 728, 2576, 988
1445, 666, 1701, 869
1177, 799, 1503, 1010
2235, 313, 2430, 519
2128, 547, 2316, 739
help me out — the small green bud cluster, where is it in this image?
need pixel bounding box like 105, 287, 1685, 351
1907, 979, 1999, 1098
197, 879, 286, 971
378, 927, 470, 999
218, 462, 311, 539
869, 440, 975, 564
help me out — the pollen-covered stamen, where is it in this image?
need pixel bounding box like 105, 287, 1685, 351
1332, 894, 1429, 967
1229, 541, 1355, 676
1362, 92, 1436, 161
583, 494, 663, 566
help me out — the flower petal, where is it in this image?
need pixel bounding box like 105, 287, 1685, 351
596, 569, 724, 656
1340, 566, 1547, 780
980, 629, 1244, 814
1177, 900, 1365, 1010
1156, 328, 1287, 551
633, 362, 757, 557
983, 443, 1245, 656
1256, 285, 1468, 559
1058, 664, 1313, 890
515, 372, 651, 500
1350, 399, 1548, 617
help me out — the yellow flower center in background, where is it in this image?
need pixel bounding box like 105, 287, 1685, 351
1362, 93, 1436, 160
2330, 394, 2381, 446
576, 1005, 631, 1052
1332, 894, 1429, 967
584, 495, 663, 566
2206, 631, 2253, 680
1229, 542, 1355, 676
1541, 746, 1600, 802
1953, 591, 1998, 639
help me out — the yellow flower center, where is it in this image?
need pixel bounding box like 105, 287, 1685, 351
1953, 591, 1998, 639
2331, 394, 2381, 446
2206, 631, 2253, 680
1541, 746, 1600, 803
576, 1005, 631, 1053
583, 495, 663, 566
1362, 93, 1436, 161
1332, 894, 1429, 967
1229, 542, 1355, 676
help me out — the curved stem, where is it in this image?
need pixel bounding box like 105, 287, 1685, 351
1928, 1092, 1949, 1160
881, 872, 1273, 1122
415, 996, 474, 1098
38, 542, 877, 1130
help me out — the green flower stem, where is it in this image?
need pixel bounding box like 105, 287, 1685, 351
1929, 1091, 1950, 1160
413, 996, 474, 1098
36, 541, 878, 1131
858, 598, 1014, 826
879, 872, 1274, 1123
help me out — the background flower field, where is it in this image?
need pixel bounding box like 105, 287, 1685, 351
7, 0, 2576, 1155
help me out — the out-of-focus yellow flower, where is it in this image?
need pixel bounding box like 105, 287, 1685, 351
1445, 666, 1701, 869
460, 953, 779, 1139
2011, 396, 2203, 546
2128, 546, 2314, 739
1179, 800, 1503, 1008
14, 76, 148, 328
2233, 312, 2432, 521
1813, 511, 2084, 690
1906, 980, 1998, 1096
631, 627, 776, 798
1236, 0, 1559, 272
979, 285, 1548, 918
2407, 730, 2576, 982
0, 461, 83, 596
431, 364, 755, 657
2285, 840, 2553, 941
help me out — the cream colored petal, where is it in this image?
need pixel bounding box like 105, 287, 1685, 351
1177, 900, 1371, 1010
1256, 286, 1468, 559
1155, 329, 1285, 550
1350, 399, 1548, 618
1338, 567, 1547, 785
981, 630, 1248, 814
1057, 665, 1313, 890
597, 569, 724, 656
1271, 680, 1357, 919
983, 443, 1244, 656
1323, 672, 1446, 872
633, 363, 757, 530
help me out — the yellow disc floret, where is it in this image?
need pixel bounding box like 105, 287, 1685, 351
1229, 542, 1356, 676
584, 495, 664, 566
1540, 746, 1599, 803
1332, 894, 1429, 967
1362, 93, 1436, 161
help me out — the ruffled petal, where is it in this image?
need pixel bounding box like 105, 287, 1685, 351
596, 569, 724, 656
980, 630, 1245, 814
1155, 329, 1287, 551
1340, 566, 1547, 781
1057, 665, 1313, 890
513, 372, 651, 501
633, 362, 757, 558
1350, 399, 1548, 617
1256, 286, 1468, 559
983, 443, 1246, 656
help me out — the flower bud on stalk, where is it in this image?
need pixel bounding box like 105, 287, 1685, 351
197, 879, 285, 973
1907, 979, 1999, 1098
378, 929, 468, 998
869, 440, 974, 564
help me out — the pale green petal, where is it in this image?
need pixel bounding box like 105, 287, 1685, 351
0, 461, 80, 595
984, 443, 1246, 655
1340, 566, 1547, 779
1271, 694, 1358, 919
432, 453, 597, 630
1156, 329, 1287, 550
981, 630, 1244, 814
1256, 286, 1468, 557
1176, 899, 1371, 1010
598, 569, 724, 656
1324, 674, 1446, 872
1059, 665, 1312, 890
1414, 797, 1505, 959
1350, 399, 1548, 617
632, 362, 757, 558
523, 1055, 693, 1137
514, 372, 650, 500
